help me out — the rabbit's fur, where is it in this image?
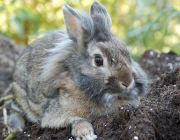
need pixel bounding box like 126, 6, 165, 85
11, 1, 148, 140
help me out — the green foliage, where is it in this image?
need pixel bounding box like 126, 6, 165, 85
0, 0, 180, 58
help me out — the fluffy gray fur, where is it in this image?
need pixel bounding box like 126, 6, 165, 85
11, 1, 148, 140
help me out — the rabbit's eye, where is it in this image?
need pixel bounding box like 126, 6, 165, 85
95, 56, 103, 66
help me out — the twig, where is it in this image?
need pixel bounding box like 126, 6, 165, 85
0, 94, 13, 103
0, 99, 13, 110
0, 84, 13, 109
3, 107, 7, 125
1, 84, 12, 97
2, 107, 11, 134
2, 107, 23, 139
4, 128, 23, 140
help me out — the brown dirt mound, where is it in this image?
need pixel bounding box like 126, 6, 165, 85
0, 35, 180, 140
138, 50, 180, 80
10, 66, 180, 140
0, 35, 23, 95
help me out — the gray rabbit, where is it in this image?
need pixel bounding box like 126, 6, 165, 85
11, 1, 148, 140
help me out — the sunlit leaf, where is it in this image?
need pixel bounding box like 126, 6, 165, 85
26, 28, 61, 37
0, 0, 179, 57
15, 7, 39, 21
136, 8, 173, 45
0, 6, 4, 12
11, 0, 16, 4
9, 15, 24, 37
163, 11, 180, 37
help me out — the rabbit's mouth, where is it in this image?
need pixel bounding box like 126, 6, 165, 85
96, 79, 135, 106
90, 78, 135, 106
100, 93, 130, 107
96, 88, 134, 106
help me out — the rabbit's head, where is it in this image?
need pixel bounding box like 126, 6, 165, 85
41, 1, 148, 107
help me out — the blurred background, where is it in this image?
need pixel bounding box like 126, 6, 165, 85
0, 0, 180, 59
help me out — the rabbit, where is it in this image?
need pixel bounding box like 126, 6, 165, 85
11, 1, 148, 140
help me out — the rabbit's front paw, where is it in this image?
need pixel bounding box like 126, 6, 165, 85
71, 120, 97, 140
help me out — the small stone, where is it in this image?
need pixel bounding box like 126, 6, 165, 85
176, 56, 180, 61
148, 60, 152, 64
157, 77, 160, 80
150, 51, 154, 55
134, 136, 139, 140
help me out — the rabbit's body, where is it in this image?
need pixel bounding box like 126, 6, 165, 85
12, 32, 123, 122
11, 1, 148, 140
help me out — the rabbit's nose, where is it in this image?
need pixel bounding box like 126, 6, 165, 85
120, 79, 135, 90
115, 64, 133, 89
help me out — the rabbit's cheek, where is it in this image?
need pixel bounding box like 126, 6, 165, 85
81, 66, 100, 76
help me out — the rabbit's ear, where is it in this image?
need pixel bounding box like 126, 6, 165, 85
62, 4, 94, 53
90, 0, 112, 34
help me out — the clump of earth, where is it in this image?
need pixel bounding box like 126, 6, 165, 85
0, 35, 180, 140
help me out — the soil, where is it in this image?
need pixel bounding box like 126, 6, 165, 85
0, 35, 180, 140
